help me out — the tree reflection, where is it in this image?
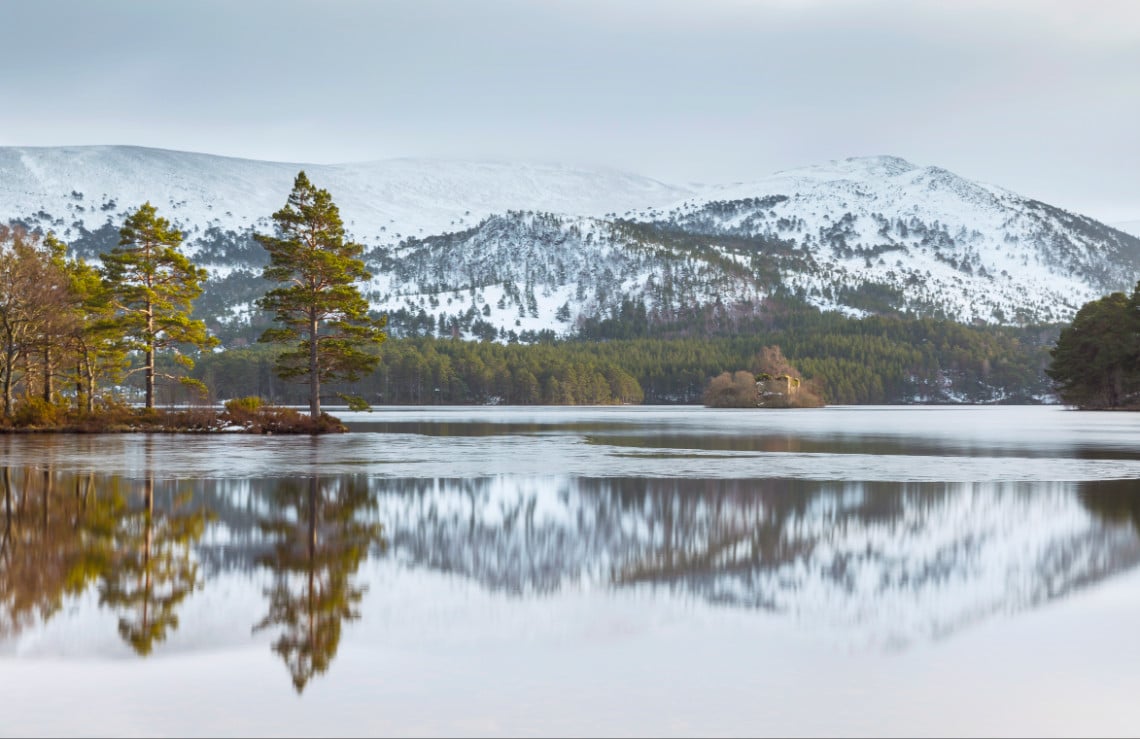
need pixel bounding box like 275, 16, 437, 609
0, 457, 211, 656
1078, 480, 1140, 535
254, 475, 384, 693
0, 465, 97, 639
97, 471, 212, 655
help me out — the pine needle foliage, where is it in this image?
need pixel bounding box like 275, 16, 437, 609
1047, 282, 1140, 409
100, 203, 216, 409
256, 171, 387, 418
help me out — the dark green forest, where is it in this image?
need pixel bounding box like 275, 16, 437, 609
190, 304, 1060, 406
1047, 281, 1140, 409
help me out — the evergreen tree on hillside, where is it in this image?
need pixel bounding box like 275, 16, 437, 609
101, 203, 216, 409
256, 172, 387, 418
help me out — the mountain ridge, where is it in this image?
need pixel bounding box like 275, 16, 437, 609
2, 145, 1137, 337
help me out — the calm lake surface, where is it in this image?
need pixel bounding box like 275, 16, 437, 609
2, 405, 1140, 736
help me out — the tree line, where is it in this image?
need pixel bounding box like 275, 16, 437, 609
188, 310, 1057, 407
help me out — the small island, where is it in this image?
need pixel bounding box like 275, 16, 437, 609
703, 345, 824, 408
0, 397, 347, 435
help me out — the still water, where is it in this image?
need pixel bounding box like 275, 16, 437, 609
2, 406, 1139, 736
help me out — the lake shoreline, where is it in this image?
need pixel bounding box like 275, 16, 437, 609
0, 405, 349, 435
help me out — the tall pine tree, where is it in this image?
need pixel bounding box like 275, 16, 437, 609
256, 171, 386, 418
101, 203, 216, 409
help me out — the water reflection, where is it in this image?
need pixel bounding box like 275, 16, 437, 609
98, 472, 211, 655
1079, 479, 1140, 534
2, 466, 1139, 689
1, 465, 92, 640
0, 463, 211, 655
254, 475, 385, 693
372, 477, 1140, 644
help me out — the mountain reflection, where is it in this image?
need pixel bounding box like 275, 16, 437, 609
3, 467, 1139, 674
369, 476, 1140, 642
254, 475, 384, 693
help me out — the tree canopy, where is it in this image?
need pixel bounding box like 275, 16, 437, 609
1047, 282, 1140, 409
101, 203, 216, 409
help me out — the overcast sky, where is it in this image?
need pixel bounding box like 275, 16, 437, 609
1, 0, 1137, 221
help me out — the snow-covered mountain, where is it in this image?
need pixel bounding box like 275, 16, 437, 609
0, 145, 692, 244
3, 146, 1138, 336
637, 156, 1140, 323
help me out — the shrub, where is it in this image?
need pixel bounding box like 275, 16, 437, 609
11, 397, 68, 428
225, 396, 263, 413
220, 400, 346, 434
703, 371, 759, 408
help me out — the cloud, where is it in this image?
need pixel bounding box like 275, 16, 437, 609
1, 0, 1137, 219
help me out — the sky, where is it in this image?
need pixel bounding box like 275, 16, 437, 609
1, 0, 1138, 222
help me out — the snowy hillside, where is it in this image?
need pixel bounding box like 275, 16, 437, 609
365, 212, 764, 340
640, 156, 1140, 323
2, 146, 1138, 336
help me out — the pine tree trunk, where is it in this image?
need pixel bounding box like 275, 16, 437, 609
145, 302, 155, 410
309, 311, 320, 418
146, 346, 155, 410
85, 361, 96, 415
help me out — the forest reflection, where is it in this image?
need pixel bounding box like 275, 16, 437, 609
0, 462, 210, 654
1078, 479, 1140, 535
3, 468, 1139, 689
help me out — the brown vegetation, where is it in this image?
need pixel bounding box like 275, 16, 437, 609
703, 370, 761, 408
703, 346, 825, 408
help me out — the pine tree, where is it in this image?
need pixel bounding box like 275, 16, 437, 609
101, 203, 216, 409
1047, 284, 1140, 408
63, 246, 128, 414
256, 171, 387, 418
